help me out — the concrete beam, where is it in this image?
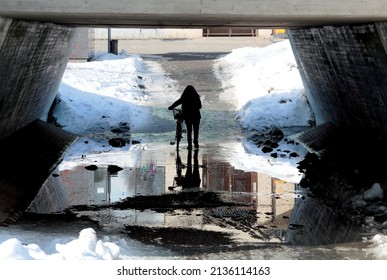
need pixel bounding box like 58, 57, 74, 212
0, 0, 386, 28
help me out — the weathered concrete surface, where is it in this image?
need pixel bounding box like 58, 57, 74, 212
0, 119, 76, 225
0, 17, 78, 225
288, 23, 387, 135
285, 194, 362, 246
0, 0, 386, 28
0, 17, 76, 140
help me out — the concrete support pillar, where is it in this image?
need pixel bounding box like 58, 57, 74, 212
0, 17, 78, 224
288, 22, 387, 135
0, 16, 76, 140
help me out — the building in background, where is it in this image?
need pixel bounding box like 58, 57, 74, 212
69, 28, 95, 61
70, 28, 285, 59
203, 28, 258, 37
92, 28, 277, 40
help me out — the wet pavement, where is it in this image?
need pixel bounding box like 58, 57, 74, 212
23, 159, 380, 259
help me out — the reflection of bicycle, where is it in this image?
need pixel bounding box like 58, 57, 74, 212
170, 149, 185, 189
169, 108, 186, 190
169, 149, 203, 191
170, 108, 186, 150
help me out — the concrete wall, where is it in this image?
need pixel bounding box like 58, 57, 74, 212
94, 28, 274, 40
0, 17, 76, 140
285, 195, 360, 245
70, 28, 94, 61
94, 28, 203, 39
288, 23, 387, 133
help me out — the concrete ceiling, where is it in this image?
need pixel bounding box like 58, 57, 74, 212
0, 0, 386, 28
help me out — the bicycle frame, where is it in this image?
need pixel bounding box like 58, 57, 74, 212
170, 108, 185, 149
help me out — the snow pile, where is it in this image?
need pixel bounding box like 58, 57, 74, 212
53, 50, 178, 135
214, 40, 314, 131
365, 234, 387, 259
363, 183, 384, 202
0, 228, 120, 260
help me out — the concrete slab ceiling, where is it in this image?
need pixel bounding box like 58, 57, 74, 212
0, 0, 386, 28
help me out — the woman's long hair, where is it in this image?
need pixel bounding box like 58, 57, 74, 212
182, 85, 199, 100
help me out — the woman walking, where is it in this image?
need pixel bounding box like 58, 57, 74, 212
168, 85, 202, 150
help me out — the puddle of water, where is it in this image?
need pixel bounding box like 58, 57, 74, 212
29, 146, 302, 245
23, 143, 383, 259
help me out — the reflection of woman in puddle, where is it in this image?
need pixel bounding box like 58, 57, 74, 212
182, 150, 201, 189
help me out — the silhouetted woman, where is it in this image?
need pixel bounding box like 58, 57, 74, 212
168, 85, 202, 150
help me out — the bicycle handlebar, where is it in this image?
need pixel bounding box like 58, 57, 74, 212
172, 108, 183, 120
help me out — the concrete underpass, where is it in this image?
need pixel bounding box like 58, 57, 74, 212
0, 0, 386, 224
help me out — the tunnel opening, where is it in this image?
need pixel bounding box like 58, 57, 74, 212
0, 5, 385, 260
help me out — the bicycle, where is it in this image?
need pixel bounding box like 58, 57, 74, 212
169, 108, 186, 190
170, 108, 186, 149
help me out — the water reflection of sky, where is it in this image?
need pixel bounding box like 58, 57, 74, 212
59, 155, 296, 209
28, 144, 372, 251
29, 151, 301, 245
